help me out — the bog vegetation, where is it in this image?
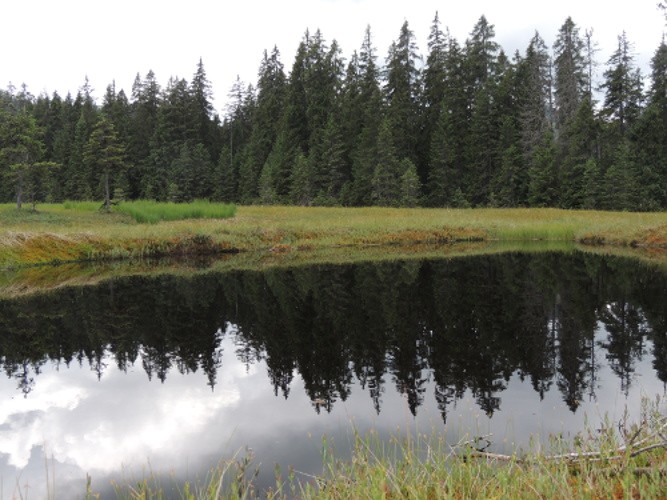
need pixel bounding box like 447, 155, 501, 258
102, 398, 667, 498
0, 204, 665, 269
1, 11, 667, 212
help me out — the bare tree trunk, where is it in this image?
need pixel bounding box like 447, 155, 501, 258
16, 172, 23, 210
104, 170, 110, 212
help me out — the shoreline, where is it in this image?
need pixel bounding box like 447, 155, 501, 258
1, 205, 666, 271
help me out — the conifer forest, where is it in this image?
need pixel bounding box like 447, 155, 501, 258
1, 15, 666, 211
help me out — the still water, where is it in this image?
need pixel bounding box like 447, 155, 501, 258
0, 251, 666, 497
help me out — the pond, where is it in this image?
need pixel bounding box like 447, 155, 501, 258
0, 251, 666, 497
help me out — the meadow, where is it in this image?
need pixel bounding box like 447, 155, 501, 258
1, 203, 666, 269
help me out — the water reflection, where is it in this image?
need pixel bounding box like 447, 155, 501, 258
0, 252, 666, 495
1, 253, 665, 415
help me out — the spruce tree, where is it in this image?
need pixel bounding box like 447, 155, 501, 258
350, 26, 383, 206
83, 114, 126, 211
600, 32, 643, 138
384, 21, 422, 166
190, 58, 215, 153
129, 70, 160, 198
632, 38, 667, 208
0, 110, 47, 209
399, 158, 422, 207
553, 18, 587, 134
420, 12, 449, 182
240, 47, 286, 202
371, 117, 402, 206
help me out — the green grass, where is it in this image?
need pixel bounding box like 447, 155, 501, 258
0, 204, 665, 269
103, 397, 667, 499
63, 200, 103, 212
115, 200, 237, 224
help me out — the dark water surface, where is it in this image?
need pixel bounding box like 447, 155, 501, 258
0, 251, 666, 497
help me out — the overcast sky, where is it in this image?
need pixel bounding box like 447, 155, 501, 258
2, 0, 665, 114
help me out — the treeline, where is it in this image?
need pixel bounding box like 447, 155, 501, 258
1, 14, 666, 210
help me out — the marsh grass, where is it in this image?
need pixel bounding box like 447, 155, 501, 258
99, 397, 667, 499
63, 200, 103, 212
115, 200, 237, 224
1, 204, 666, 269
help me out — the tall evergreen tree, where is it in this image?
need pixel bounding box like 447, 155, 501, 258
0, 110, 48, 209
129, 70, 160, 198
553, 18, 587, 135
427, 37, 468, 207
632, 37, 667, 208
600, 32, 643, 138
190, 58, 215, 153
239, 47, 286, 202
384, 21, 422, 166
350, 26, 383, 206
83, 114, 126, 211
463, 16, 501, 205
465, 15, 500, 96
371, 117, 402, 206
420, 12, 449, 182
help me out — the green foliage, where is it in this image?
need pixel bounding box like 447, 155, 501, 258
84, 114, 126, 210
371, 118, 402, 206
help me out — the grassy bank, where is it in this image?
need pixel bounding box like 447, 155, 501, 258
1, 204, 666, 269
104, 399, 667, 499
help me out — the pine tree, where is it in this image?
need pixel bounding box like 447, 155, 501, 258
213, 144, 236, 202
371, 117, 402, 206
0, 111, 46, 209
465, 16, 500, 95
600, 32, 643, 138
350, 26, 383, 205
527, 131, 558, 206
312, 113, 347, 203
427, 37, 468, 207
384, 21, 422, 165
427, 101, 457, 206
83, 114, 126, 211
559, 95, 600, 208
240, 47, 286, 202
399, 158, 422, 207
129, 70, 160, 198
519, 32, 553, 160
553, 18, 587, 134
66, 112, 93, 199
289, 151, 312, 205
600, 140, 639, 210
463, 17, 502, 205
102, 82, 131, 197
420, 12, 449, 182
190, 58, 215, 153
632, 38, 667, 208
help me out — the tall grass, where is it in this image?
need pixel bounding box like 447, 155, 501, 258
63, 200, 102, 212
115, 200, 237, 224
101, 397, 667, 498
1, 205, 665, 269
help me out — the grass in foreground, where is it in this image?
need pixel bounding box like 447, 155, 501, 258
103, 398, 667, 499
0, 204, 666, 269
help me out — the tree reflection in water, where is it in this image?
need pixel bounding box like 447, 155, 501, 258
1, 252, 666, 420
